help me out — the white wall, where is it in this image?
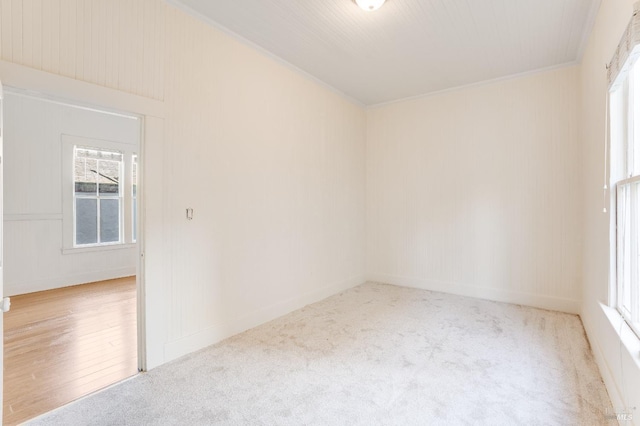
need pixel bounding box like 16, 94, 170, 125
0, 0, 164, 101
0, 1, 366, 368
579, 0, 640, 417
366, 66, 582, 314
3, 91, 138, 296
159, 7, 366, 359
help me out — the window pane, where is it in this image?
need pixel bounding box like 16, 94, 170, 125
76, 147, 123, 163
619, 185, 632, 315
636, 183, 640, 322
74, 156, 97, 196
133, 198, 137, 242
100, 199, 120, 243
610, 87, 625, 182
132, 154, 138, 197
98, 159, 120, 195
132, 154, 138, 242
76, 198, 98, 245
633, 62, 640, 175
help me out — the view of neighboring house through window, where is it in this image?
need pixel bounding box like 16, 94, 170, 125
74, 147, 123, 246
610, 57, 640, 337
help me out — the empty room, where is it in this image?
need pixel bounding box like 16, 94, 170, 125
0, 0, 639, 425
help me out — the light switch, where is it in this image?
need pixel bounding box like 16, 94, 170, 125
186, 208, 194, 220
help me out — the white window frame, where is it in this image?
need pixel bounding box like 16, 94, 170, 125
62, 134, 137, 253
73, 146, 124, 247
610, 58, 640, 338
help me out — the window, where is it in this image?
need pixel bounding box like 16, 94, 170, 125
74, 147, 123, 246
132, 153, 138, 243
62, 134, 138, 253
610, 58, 640, 337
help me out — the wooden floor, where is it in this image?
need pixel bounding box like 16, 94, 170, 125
3, 277, 138, 425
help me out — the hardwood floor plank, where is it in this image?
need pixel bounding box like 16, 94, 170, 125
3, 277, 138, 426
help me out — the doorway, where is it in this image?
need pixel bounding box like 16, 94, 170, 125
2, 89, 143, 425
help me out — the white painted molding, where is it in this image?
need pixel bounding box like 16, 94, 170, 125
0, 61, 165, 118
367, 273, 581, 314
61, 243, 138, 256
581, 306, 626, 414
3, 214, 63, 221
6, 266, 137, 297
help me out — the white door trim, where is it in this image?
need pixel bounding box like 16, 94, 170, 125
0, 60, 166, 373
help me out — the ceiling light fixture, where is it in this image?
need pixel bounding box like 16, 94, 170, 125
355, 0, 386, 12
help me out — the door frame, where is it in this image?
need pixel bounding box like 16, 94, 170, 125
0, 60, 165, 373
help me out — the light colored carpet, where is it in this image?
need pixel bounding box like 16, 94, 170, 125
29, 282, 613, 425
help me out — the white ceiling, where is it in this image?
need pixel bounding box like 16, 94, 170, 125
172, 0, 600, 105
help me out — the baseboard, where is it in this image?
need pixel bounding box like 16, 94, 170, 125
581, 307, 626, 414
5, 266, 137, 296
582, 300, 640, 425
162, 274, 366, 363
367, 273, 581, 314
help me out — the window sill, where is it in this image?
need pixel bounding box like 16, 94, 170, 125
62, 243, 137, 255
600, 302, 640, 369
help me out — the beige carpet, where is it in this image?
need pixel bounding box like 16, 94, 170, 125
30, 283, 613, 425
